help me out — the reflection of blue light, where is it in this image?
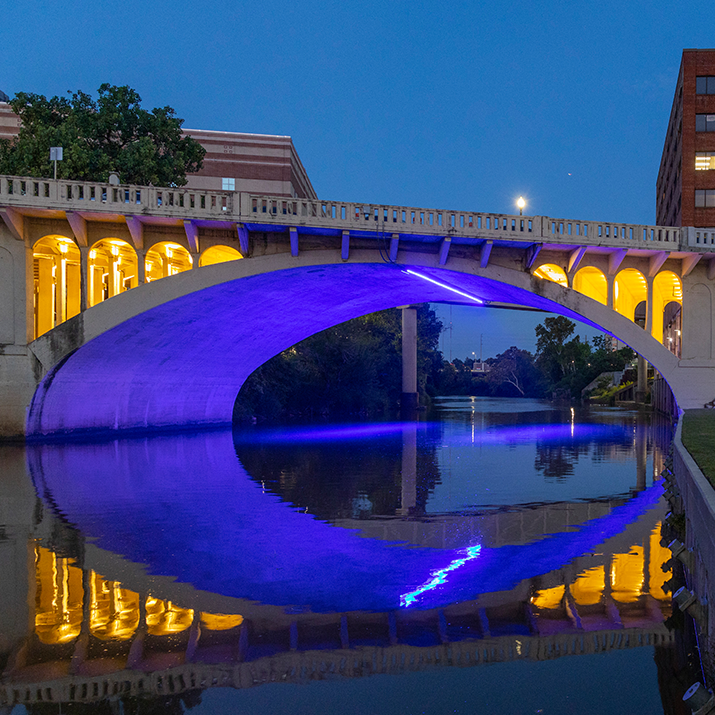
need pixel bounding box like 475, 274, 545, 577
403, 269, 484, 304
233, 422, 427, 445
401, 545, 482, 607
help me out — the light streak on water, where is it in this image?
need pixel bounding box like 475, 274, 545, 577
400, 545, 482, 608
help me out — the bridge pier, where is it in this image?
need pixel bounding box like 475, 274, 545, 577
637, 354, 648, 404
401, 306, 419, 411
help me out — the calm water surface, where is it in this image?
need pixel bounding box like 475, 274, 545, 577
0, 398, 685, 713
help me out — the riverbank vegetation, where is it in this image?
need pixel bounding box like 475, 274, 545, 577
681, 410, 715, 486
235, 308, 637, 422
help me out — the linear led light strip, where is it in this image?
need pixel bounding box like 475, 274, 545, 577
400, 545, 482, 608
403, 269, 484, 304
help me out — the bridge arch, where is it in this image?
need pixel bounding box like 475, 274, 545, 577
88, 238, 138, 307
614, 268, 647, 323
144, 241, 193, 282
534, 263, 568, 287
27, 250, 690, 438
32, 235, 81, 338
199, 244, 243, 267
573, 267, 607, 305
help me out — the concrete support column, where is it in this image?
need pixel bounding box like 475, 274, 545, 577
637, 354, 647, 403
636, 277, 654, 404
137, 249, 146, 284
606, 274, 615, 311
79, 247, 89, 312
401, 306, 418, 410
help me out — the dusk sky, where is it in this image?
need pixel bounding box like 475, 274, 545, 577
3, 0, 714, 359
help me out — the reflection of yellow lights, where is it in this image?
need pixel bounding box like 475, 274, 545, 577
570, 566, 605, 606
531, 584, 565, 609
611, 547, 645, 603
34, 546, 83, 644
650, 523, 671, 600
200, 613, 244, 630
89, 571, 140, 641
90, 250, 96, 260
146, 597, 194, 635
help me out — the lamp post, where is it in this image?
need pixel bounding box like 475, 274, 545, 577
517, 196, 526, 216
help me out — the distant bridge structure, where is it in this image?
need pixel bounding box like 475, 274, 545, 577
1, 174, 715, 438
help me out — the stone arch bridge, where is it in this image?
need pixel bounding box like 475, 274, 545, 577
1, 174, 714, 438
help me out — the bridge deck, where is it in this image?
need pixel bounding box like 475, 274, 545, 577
1, 174, 711, 253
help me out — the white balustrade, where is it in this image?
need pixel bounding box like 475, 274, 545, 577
0, 174, 701, 251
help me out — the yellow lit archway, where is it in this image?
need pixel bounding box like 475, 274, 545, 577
144, 242, 193, 282
573, 267, 607, 305
199, 245, 243, 267
652, 271, 682, 351
88, 239, 138, 307
534, 263, 568, 287
33, 236, 81, 339
614, 268, 647, 323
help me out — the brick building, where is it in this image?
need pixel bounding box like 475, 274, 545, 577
0, 96, 316, 199
657, 49, 715, 227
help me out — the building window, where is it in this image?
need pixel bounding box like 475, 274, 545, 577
696, 152, 715, 170
696, 114, 715, 132
696, 77, 715, 94
695, 189, 715, 207
221, 177, 236, 191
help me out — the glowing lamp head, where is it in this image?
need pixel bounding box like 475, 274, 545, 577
111, 245, 120, 257
59, 242, 68, 254
517, 196, 526, 211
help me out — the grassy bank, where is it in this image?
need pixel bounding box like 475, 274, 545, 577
682, 409, 715, 486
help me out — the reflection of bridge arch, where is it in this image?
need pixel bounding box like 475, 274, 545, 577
27, 254, 691, 437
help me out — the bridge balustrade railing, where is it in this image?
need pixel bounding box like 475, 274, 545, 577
243, 193, 689, 249
243, 194, 540, 239
542, 219, 682, 246
0, 175, 233, 219
0, 175, 701, 252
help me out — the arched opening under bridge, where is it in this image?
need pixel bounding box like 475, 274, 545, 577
33, 235, 81, 339
27, 255, 685, 438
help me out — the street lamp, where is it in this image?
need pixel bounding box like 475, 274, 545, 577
517, 196, 526, 216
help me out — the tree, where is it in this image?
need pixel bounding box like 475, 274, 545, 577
487, 346, 542, 397
234, 305, 444, 422
0, 84, 205, 186
535, 316, 576, 383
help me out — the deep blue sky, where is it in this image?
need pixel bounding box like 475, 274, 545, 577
3, 0, 713, 358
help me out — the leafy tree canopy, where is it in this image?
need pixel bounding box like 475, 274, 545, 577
0, 84, 205, 186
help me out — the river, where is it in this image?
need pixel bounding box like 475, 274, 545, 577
0, 397, 689, 714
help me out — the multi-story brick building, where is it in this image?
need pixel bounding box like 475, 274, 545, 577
657, 49, 715, 227
0, 95, 316, 199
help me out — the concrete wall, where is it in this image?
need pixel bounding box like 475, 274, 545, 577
673, 417, 715, 677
